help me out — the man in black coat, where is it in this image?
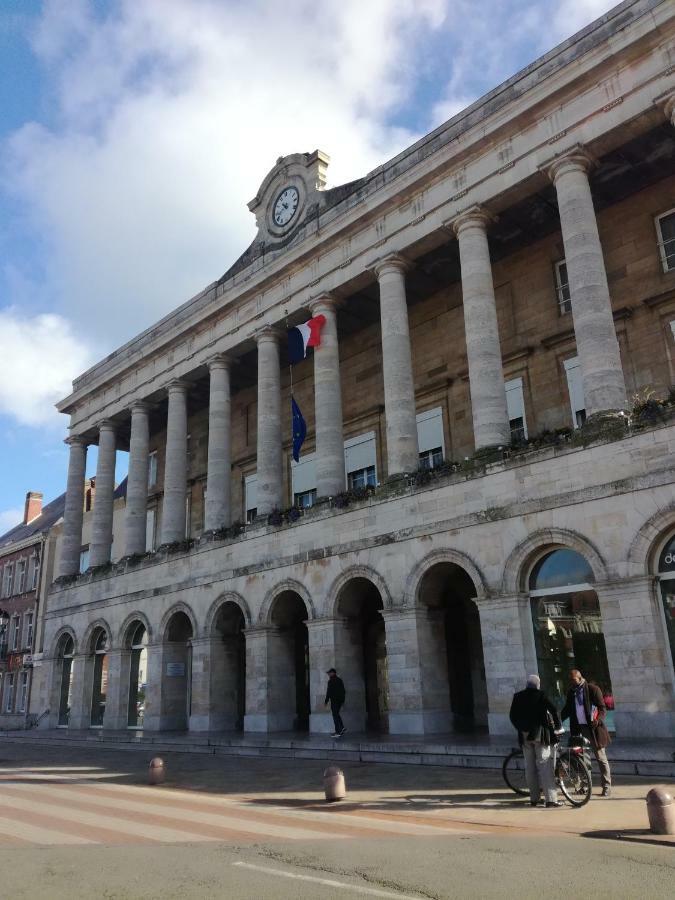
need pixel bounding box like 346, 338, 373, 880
509, 674, 563, 807
325, 668, 346, 737
561, 668, 612, 796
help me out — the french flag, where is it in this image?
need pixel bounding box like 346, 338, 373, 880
287, 315, 326, 365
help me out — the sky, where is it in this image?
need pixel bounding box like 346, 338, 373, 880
0, 0, 619, 532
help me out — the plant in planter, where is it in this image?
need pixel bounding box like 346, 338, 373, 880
631, 387, 667, 427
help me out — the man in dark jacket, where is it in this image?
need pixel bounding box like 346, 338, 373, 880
509, 674, 563, 808
561, 668, 612, 796
325, 668, 346, 737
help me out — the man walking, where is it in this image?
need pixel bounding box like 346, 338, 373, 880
325, 668, 346, 738
509, 674, 563, 808
561, 669, 612, 797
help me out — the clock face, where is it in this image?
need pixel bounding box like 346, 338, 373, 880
273, 186, 300, 227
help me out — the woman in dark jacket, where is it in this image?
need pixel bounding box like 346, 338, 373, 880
509, 674, 563, 808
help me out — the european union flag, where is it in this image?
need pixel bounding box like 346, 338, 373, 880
292, 396, 307, 463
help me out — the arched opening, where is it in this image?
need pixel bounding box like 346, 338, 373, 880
213, 602, 246, 731
126, 622, 148, 728
57, 635, 74, 727
89, 628, 109, 727
655, 534, 675, 674
529, 547, 613, 724
269, 591, 310, 731
417, 563, 487, 732
335, 578, 387, 733
162, 610, 193, 731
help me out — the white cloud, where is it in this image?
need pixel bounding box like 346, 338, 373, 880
0, 507, 24, 534
0, 307, 92, 426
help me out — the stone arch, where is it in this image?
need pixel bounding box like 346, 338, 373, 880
50, 626, 78, 659
81, 618, 113, 654
326, 565, 394, 618
204, 591, 252, 636
259, 579, 315, 625
501, 528, 608, 595
404, 548, 488, 608
159, 602, 198, 642
117, 611, 154, 649
627, 504, 675, 575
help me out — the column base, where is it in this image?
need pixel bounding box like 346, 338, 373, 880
189, 712, 239, 732
243, 712, 295, 733
613, 710, 675, 739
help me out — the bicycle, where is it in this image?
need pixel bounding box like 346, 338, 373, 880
502, 736, 593, 807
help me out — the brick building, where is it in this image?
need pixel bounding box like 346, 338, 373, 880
41, 0, 675, 739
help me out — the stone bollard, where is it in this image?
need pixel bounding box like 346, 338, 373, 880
148, 757, 166, 785
323, 766, 346, 802
646, 787, 675, 835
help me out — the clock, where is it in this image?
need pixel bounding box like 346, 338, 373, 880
272, 186, 300, 227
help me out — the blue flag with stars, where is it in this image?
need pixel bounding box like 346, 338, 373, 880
292, 396, 307, 463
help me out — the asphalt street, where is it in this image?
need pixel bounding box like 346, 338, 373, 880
0, 740, 672, 899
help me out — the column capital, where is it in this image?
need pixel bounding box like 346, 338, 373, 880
447, 204, 496, 237
371, 252, 411, 280
129, 400, 151, 415
543, 144, 596, 182
64, 434, 87, 449
207, 352, 233, 372
97, 419, 116, 435
166, 378, 188, 397
254, 324, 282, 345
308, 292, 342, 315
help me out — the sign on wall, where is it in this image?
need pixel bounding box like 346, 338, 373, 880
166, 662, 185, 677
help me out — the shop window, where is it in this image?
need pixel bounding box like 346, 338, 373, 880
564, 357, 586, 428
656, 534, 675, 676
529, 547, 613, 726
555, 260, 571, 314
417, 408, 445, 470
655, 209, 675, 273
505, 377, 528, 443
344, 432, 377, 487
244, 474, 257, 523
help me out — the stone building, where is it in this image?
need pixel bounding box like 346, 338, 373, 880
43, 0, 675, 739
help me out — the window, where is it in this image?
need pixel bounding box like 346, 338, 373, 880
18, 672, 28, 713
24, 613, 33, 650
11, 617, 20, 651
145, 508, 156, 552
148, 450, 158, 489
505, 377, 528, 443
292, 452, 320, 508
29, 553, 39, 590
344, 432, 378, 488
555, 260, 571, 314
655, 209, 675, 273
79, 546, 90, 573
417, 408, 445, 470
245, 474, 258, 524
5, 673, 14, 713
15, 559, 26, 595
3, 564, 13, 598
564, 357, 586, 428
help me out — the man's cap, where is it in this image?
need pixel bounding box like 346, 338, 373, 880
326, 668, 337, 674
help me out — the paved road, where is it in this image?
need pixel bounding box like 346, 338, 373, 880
0, 741, 672, 899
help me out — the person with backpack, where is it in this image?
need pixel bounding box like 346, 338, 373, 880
561, 668, 612, 797
509, 674, 563, 808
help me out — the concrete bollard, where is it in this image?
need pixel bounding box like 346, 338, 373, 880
323, 766, 346, 802
148, 756, 166, 785
646, 787, 675, 835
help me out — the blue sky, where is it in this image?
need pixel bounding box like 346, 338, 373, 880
0, 0, 617, 531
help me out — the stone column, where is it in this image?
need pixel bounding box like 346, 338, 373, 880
452, 207, 511, 449
124, 402, 150, 557
309, 295, 345, 498
141, 642, 163, 731
243, 627, 272, 732
89, 420, 117, 567
596, 577, 675, 739
475, 594, 536, 735
101, 649, 126, 730
205, 355, 232, 531
373, 255, 419, 476
160, 380, 188, 545
188, 637, 216, 732
59, 437, 88, 577
255, 328, 283, 516
307, 617, 341, 734
66, 654, 91, 730
382, 608, 426, 734
548, 148, 627, 415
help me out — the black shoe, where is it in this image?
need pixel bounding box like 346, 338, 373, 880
601, 787, 612, 798
530, 801, 539, 807
545, 801, 564, 808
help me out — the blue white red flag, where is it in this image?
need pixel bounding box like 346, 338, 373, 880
288, 315, 326, 365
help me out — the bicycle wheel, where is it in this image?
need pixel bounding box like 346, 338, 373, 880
557, 753, 592, 807
502, 750, 529, 795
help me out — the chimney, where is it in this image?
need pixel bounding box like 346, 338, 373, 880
24, 491, 43, 525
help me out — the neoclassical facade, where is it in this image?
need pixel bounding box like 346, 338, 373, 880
38, 0, 675, 739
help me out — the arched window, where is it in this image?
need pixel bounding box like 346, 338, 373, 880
58, 635, 74, 727
90, 628, 109, 727
656, 535, 675, 673
127, 623, 148, 729
529, 548, 613, 722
